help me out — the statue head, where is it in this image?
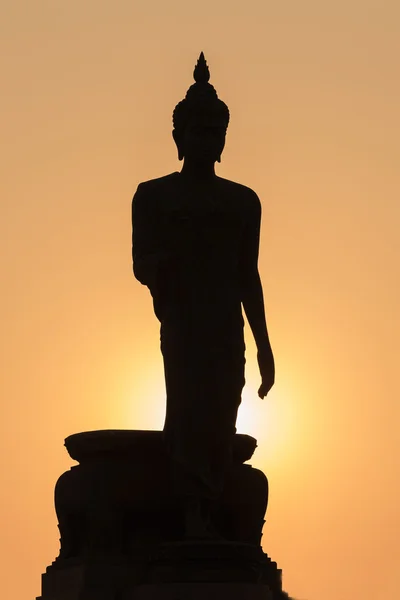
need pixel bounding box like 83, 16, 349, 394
172, 52, 230, 164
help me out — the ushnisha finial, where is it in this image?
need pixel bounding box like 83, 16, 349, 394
193, 52, 210, 84
184, 51, 218, 103
172, 52, 230, 133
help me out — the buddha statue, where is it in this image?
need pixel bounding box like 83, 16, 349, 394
132, 52, 275, 537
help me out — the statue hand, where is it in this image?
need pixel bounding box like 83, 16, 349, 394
257, 345, 275, 399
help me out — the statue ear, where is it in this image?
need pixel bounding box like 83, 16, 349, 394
173, 129, 184, 161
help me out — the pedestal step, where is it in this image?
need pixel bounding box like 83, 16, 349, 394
39, 567, 273, 600
132, 583, 273, 599
38, 541, 281, 600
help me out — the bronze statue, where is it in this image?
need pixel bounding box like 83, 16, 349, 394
132, 53, 274, 537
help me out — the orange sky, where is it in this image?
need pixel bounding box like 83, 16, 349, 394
1, 2, 399, 599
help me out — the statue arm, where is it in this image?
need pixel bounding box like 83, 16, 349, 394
131, 183, 166, 291
240, 192, 275, 397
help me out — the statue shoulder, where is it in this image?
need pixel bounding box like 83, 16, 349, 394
216, 176, 261, 213
135, 172, 180, 197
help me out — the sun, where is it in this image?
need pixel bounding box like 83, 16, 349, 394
236, 378, 296, 466
124, 359, 297, 470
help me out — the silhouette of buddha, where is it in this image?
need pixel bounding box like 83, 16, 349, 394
132, 53, 274, 536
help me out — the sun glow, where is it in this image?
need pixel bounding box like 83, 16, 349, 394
236, 379, 297, 466
124, 359, 296, 469
122, 360, 167, 430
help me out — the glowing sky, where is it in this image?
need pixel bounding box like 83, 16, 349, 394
1, 2, 399, 599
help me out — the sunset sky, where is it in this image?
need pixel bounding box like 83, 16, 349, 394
1, 2, 399, 599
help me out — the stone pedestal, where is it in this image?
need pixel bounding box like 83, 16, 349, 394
37, 430, 289, 599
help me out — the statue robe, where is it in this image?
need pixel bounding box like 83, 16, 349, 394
132, 172, 261, 499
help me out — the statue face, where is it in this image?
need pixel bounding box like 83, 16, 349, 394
175, 112, 227, 163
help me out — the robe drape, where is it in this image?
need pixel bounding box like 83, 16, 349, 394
132, 172, 261, 499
